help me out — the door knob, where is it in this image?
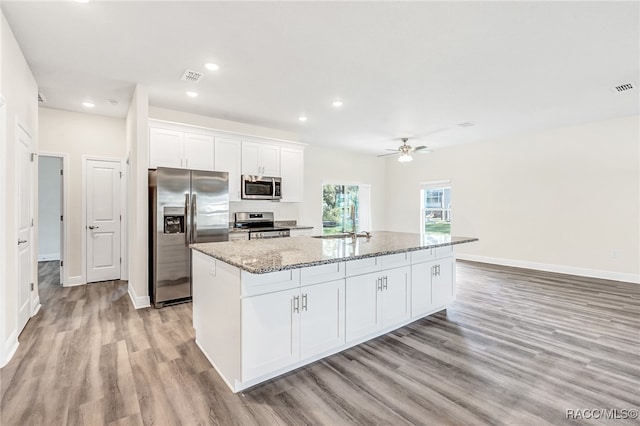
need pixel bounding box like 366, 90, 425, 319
17, 239, 27, 245
88, 225, 99, 230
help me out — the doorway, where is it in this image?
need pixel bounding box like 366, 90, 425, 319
37, 155, 64, 287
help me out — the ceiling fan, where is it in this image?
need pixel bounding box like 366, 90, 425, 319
377, 138, 431, 162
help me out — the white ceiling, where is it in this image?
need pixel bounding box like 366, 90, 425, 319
2, 1, 638, 154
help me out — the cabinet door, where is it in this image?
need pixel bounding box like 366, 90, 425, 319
241, 142, 260, 175
260, 144, 280, 176
149, 128, 183, 169
215, 137, 242, 201
411, 261, 433, 318
433, 257, 455, 308
300, 280, 345, 359
242, 288, 300, 380
380, 266, 410, 327
280, 147, 304, 202
345, 272, 380, 342
184, 133, 214, 171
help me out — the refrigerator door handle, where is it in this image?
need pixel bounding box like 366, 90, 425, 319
184, 193, 191, 246
191, 193, 198, 243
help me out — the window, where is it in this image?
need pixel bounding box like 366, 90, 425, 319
420, 182, 451, 235
322, 184, 371, 235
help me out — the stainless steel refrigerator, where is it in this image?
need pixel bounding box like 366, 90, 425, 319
149, 167, 229, 307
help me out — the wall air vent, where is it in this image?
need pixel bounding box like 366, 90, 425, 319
37, 92, 47, 103
612, 82, 635, 93
180, 69, 204, 83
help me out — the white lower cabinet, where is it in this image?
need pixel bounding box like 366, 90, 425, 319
242, 279, 345, 381
345, 266, 410, 342
299, 280, 345, 359
432, 256, 455, 308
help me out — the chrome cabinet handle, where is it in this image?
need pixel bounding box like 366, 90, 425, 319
377, 277, 382, 291
18, 239, 27, 245
293, 295, 300, 313
383, 275, 388, 290
88, 225, 99, 230
302, 293, 308, 311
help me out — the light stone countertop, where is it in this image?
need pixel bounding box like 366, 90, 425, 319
191, 231, 478, 274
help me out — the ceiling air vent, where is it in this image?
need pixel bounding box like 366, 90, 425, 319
37, 92, 47, 103
612, 82, 635, 93
180, 69, 204, 83
457, 121, 475, 128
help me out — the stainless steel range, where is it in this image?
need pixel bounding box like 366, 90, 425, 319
234, 212, 290, 239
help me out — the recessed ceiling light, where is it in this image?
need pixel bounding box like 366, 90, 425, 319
205, 63, 220, 71
298, 115, 308, 122
332, 100, 343, 107
186, 91, 198, 98
81, 101, 95, 108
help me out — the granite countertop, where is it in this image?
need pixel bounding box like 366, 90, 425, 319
191, 231, 478, 274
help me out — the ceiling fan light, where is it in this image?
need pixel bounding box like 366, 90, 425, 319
398, 153, 413, 163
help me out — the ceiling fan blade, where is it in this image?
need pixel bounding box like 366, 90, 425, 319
411, 145, 428, 152
377, 152, 400, 157
385, 148, 399, 152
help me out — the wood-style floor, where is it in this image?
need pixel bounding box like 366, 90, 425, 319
1, 261, 638, 425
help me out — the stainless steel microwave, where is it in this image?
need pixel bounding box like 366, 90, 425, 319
241, 175, 282, 200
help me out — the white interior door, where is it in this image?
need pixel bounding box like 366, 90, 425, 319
86, 159, 121, 283
16, 125, 33, 334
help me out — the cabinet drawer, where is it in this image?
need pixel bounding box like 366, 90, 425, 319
411, 248, 435, 264
435, 245, 454, 259
300, 262, 345, 286
241, 269, 300, 297
346, 257, 379, 276
378, 252, 409, 269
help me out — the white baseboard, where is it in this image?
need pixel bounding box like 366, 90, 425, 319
1, 329, 19, 368
65, 276, 85, 287
37, 254, 60, 261
128, 282, 151, 309
456, 254, 640, 284
31, 296, 41, 316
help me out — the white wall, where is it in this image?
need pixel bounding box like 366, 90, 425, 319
1, 11, 39, 367
38, 108, 126, 284
298, 145, 388, 232
37, 156, 61, 260
385, 115, 640, 282
127, 85, 150, 308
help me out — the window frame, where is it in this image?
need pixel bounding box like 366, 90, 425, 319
419, 180, 452, 235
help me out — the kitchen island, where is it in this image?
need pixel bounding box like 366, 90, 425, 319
191, 232, 478, 393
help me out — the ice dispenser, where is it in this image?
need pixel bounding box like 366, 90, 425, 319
163, 206, 185, 234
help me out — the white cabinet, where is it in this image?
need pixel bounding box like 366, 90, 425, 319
214, 137, 242, 201
241, 141, 280, 176
149, 128, 214, 170
289, 228, 312, 237
184, 133, 215, 171
411, 249, 455, 318
345, 266, 410, 342
228, 232, 249, 241
432, 256, 455, 308
280, 147, 304, 202
241, 279, 345, 381
149, 128, 183, 168
242, 288, 300, 380
299, 280, 345, 359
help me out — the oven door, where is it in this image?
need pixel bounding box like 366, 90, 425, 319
241, 175, 282, 200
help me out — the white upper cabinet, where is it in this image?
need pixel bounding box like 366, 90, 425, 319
214, 137, 242, 201
149, 127, 214, 171
241, 141, 280, 176
183, 133, 214, 171
149, 128, 183, 169
280, 147, 304, 202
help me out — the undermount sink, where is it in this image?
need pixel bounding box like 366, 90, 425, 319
312, 233, 372, 239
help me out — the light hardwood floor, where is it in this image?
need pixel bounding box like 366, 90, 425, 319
1, 261, 638, 425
